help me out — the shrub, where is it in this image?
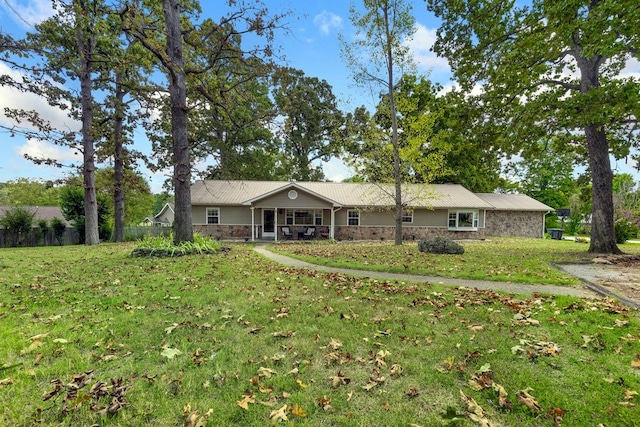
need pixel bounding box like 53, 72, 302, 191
614, 218, 636, 244
418, 236, 464, 255
50, 217, 67, 245
131, 232, 225, 257
0, 206, 36, 247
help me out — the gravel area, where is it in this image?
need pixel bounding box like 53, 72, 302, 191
557, 255, 640, 309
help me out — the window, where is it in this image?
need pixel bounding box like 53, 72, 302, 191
347, 210, 360, 226
285, 209, 323, 225
206, 207, 220, 224
448, 210, 478, 230
402, 210, 413, 223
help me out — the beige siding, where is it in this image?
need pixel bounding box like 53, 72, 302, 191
412, 209, 447, 227
193, 205, 253, 225
253, 189, 331, 209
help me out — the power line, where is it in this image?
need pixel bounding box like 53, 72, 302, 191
2, 0, 35, 29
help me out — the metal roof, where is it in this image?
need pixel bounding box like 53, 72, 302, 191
476, 193, 553, 211
191, 180, 496, 209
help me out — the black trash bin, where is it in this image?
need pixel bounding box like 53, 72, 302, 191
547, 228, 563, 240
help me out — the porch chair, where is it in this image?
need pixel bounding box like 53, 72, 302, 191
281, 226, 293, 240
301, 226, 316, 240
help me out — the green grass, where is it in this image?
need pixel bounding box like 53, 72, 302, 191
270, 237, 640, 285
0, 241, 639, 426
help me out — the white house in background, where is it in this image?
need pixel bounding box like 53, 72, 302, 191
188, 180, 553, 241
142, 202, 175, 227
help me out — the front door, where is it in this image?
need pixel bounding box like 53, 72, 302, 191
262, 209, 275, 239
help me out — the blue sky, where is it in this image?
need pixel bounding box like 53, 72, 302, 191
0, 0, 638, 192
0, 0, 451, 191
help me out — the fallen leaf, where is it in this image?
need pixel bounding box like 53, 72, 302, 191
517, 387, 542, 411
257, 367, 277, 378
0, 377, 14, 386
329, 371, 350, 388
632, 355, 640, 368
236, 394, 255, 410
460, 390, 494, 427
269, 404, 288, 421
290, 403, 307, 418
164, 323, 179, 334
317, 396, 331, 411
160, 348, 182, 359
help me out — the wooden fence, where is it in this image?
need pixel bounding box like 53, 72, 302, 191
0, 227, 80, 248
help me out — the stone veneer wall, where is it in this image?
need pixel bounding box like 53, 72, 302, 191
483, 211, 545, 238
333, 226, 487, 241
195, 224, 254, 240
195, 211, 544, 241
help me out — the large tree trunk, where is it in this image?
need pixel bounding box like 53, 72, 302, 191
585, 124, 621, 253
163, 0, 193, 244
112, 71, 125, 242
77, 9, 100, 246
577, 54, 621, 254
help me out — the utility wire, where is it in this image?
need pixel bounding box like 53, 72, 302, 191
2, 0, 34, 29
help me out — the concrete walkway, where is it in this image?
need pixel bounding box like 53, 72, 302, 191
253, 245, 598, 298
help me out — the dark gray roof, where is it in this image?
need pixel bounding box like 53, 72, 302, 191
0, 206, 71, 225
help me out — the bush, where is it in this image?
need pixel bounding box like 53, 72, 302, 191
131, 232, 225, 257
418, 236, 464, 255
614, 218, 637, 244
50, 217, 67, 245
0, 206, 36, 247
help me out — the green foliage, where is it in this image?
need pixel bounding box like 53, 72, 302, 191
271, 67, 344, 181
60, 186, 112, 243
507, 140, 579, 210
131, 232, 222, 257
614, 218, 637, 244
0, 178, 61, 206
428, 0, 639, 253
0, 206, 36, 247
50, 217, 67, 245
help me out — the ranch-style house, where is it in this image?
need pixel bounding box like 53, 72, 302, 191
188, 180, 553, 242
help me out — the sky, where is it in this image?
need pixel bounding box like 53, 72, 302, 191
0, 0, 637, 193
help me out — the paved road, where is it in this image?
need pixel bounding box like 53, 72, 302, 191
253, 245, 598, 298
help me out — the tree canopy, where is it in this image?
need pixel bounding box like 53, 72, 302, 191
427, 0, 640, 253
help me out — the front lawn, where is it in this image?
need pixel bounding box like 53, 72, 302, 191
270, 237, 640, 285
1, 242, 639, 426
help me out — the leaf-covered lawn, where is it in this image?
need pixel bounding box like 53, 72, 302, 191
1, 243, 639, 426
271, 238, 640, 285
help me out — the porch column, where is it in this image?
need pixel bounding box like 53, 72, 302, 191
251, 207, 255, 242
330, 207, 336, 239
274, 207, 278, 242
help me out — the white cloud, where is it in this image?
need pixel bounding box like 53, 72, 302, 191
321, 158, 353, 182
0, 64, 78, 132
16, 137, 81, 164
0, 0, 55, 28
404, 24, 451, 77
313, 11, 342, 36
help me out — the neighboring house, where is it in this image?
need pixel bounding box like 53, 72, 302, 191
190, 180, 552, 241
0, 205, 76, 247
0, 205, 70, 226
142, 203, 175, 227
